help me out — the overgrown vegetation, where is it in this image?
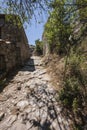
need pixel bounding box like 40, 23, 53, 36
43, 0, 87, 129
43, 0, 87, 55
43, 0, 72, 54
59, 47, 87, 129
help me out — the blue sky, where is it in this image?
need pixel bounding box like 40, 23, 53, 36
24, 14, 48, 45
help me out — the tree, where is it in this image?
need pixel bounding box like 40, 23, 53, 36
1, 0, 87, 25
43, 0, 72, 54
1, 0, 50, 23
43, 0, 87, 54
76, 0, 87, 20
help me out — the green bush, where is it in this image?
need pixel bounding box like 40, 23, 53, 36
59, 77, 82, 109
35, 39, 43, 55
59, 49, 87, 127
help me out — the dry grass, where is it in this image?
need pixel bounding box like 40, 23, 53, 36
43, 54, 65, 91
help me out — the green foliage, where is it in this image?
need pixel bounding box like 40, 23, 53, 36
59, 77, 81, 109
72, 98, 79, 113
5, 14, 23, 27
59, 49, 87, 107
76, 0, 87, 21
43, 0, 87, 55
1, 0, 50, 23
35, 39, 43, 55
59, 48, 87, 128
43, 0, 72, 54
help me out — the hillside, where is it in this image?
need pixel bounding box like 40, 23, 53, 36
42, 35, 87, 130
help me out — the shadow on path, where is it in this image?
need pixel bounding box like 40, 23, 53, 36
25, 83, 71, 130
21, 58, 35, 72
0, 58, 35, 93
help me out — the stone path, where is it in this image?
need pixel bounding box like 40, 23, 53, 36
0, 56, 72, 130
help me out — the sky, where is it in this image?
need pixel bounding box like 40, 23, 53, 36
24, 14, 48, 45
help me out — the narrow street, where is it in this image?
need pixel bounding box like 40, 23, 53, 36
0, 56, 71, 130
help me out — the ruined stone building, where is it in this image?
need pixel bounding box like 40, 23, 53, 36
0, 14, 30, 79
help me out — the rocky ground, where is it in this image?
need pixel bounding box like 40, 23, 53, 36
0, 56, 72, 130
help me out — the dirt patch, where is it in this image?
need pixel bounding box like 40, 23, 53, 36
43, 54, 65, 91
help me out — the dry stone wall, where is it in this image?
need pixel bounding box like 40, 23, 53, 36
0, 14, 30, 79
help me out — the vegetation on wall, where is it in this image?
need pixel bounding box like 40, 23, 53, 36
1, 0, 50, 23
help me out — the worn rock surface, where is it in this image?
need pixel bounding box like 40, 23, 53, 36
0, 56, 72, 130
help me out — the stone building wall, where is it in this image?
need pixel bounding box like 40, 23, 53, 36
0, 14, 30, 78
42, 33, 50, 56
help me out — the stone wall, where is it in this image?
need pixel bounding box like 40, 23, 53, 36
42, 33, 50, 56
43, 42, 50, 56
0, 14, 30, 79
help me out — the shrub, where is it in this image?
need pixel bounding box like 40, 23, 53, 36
59, 48, 87, 128
35, 39, 43, 55
59, 77, 82, 109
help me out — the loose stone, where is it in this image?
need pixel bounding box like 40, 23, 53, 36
0, 56, 72, 130
17, 100, 29, 110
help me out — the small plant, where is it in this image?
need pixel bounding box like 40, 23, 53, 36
59, 77, 81, 109
72, 98, 79, 113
